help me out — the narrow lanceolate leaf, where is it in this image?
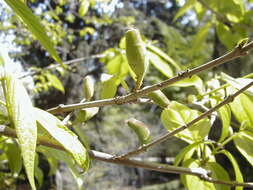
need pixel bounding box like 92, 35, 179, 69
4, 0, 63, 66
221, 150, 243, 190
125, 28, 149, 90
4, 74, 37, 190
147, 51, 173, 78
147, 44, 180, 70
126, 118, 151, 145
34, 108, 89, 171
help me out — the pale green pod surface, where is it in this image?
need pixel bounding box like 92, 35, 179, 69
74, 107, 99, 124
147, 90, 170, 108
126, 118, 151, 145
82, 76, 94, 100
125, 28, 148, 90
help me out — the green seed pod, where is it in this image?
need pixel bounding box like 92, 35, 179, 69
82, 76, 94, 101
125, 28, 149, 90
74, 107, 99, 124
126, 118, 151, 145
147, 90, 170, 108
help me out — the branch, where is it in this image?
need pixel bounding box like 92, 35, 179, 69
1, 126, 253, 188
19, 53, 105, 78
47, 41, 253, 114
116, 79, 253, 159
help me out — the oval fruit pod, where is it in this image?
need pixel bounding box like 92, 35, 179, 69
147, 90, 170, 108
125, 28, 149, 90
82, 76, 94, 101
126, 118, 151, 145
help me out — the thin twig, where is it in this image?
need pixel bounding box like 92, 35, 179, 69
19, 53, 105, 78
116, 80, 253, 159
0, 125, 253, 188
47, 41, 253, 114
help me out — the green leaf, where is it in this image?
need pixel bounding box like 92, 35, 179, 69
106, 54, 129, 77
45, 72, 65, 93
173, 0, 197, 22
38, 146, 85, 189
4, 0, 63, 66
34, 154, 44, 188
174, 141, 202, 166
205, 162, 230, 190
233, 131, 253, 166
228, 89, 253, 128
221, 72, 253, 97
182, 159, 230, 190
147, 44, 181, 70
79, 0, 90, 17
4, 73, 37, 190
161, 101, 210, 143
126, 118, 151, 145
147, 51, 173, 78
217, 104, 231, 142
100, 75, 120, 99
34, 108, 89, 171
220, 150, 243, 190
216, 22, 247, 49
173, 75, 203, 93
5, 142, 22, 176
181, 159, 215, 190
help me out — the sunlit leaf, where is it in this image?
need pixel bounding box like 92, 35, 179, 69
4, 73, 37, 190
100, 75, 120, 99
38, 146, 85, 189
216, 22, 247, 49
35, 108, 89, 171
181, 159, 215, 190
174, 141, 202, 166
173, 75, 203, 93
228, 87, 253, 128
45, 72, 65, 93
147, 44, 180, 70
4, 0, 63, 66
161, 101, 210, 143
147, 51, 173, 78
234, 131, 253, 166
221, 150, 243, 190
205, 162, 230, 190
221, 72, 253, 97
217, 104, 231, 142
